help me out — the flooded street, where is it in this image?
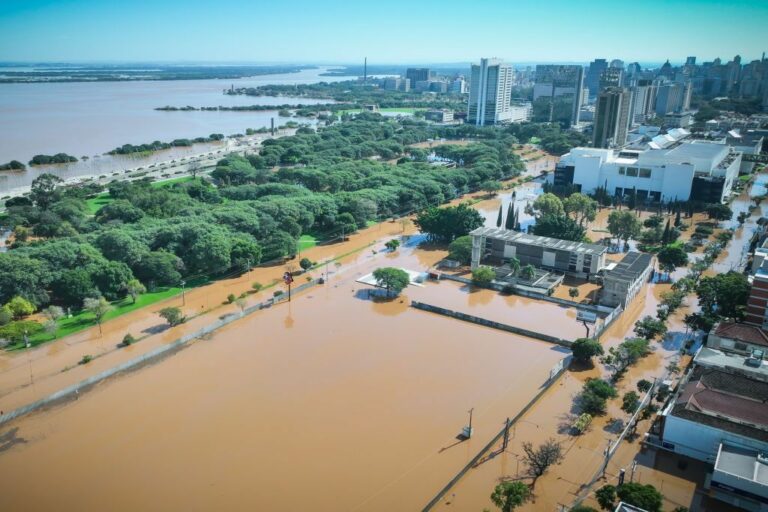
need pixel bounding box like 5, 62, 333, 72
0, 235, 567, 512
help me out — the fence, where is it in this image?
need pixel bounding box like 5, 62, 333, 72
410, 301, 572, 348
0, 278, 322, 428
422, 355, 572, 511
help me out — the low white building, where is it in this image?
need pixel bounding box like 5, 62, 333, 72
555, 138, 741, 203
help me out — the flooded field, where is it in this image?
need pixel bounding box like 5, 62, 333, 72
0, 233, 568, 512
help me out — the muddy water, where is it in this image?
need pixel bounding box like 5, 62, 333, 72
0, 238, 567, 512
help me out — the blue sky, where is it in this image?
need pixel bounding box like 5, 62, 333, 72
1, 0, 766, 64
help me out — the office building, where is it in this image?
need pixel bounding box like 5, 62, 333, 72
654, 81, 692, 115
383, 77, 410, 92
586, 58, 608, 96
532, 65, 584, 127
405, 68, 430, 85
469, 227, 607, 279
593, 87, 632, 148
555, 138, 742, 203
599, 67, 624, 90
451, 77, 467, 94
628, 80, 658, 125
599, 252, 654, 308
467, 58, 514, 126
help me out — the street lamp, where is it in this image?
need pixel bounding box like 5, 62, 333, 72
181, 280, 186, 306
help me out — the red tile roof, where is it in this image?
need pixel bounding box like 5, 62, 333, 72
714, 321, 768, 347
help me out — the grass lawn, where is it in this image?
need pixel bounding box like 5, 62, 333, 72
85, 192, 113, 214
9, 286, 183, 350
297, 234, 317, 252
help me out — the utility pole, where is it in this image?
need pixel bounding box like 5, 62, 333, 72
502, 417, 511, 451
181, 280, 186, 306
601, 439, 612, 478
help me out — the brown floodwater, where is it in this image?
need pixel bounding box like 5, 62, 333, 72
0, 219, 571, 512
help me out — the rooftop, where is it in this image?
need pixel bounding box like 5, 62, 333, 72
470, 227, 607, 256
714, 321, 768, 348
603, 252, 654, 283
694, 346, 768, 380
671, 359, 768, 442
715, 443, 768, 486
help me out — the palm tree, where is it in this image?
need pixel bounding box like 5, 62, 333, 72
520, 264, 536, 281
509, 257, 521, 276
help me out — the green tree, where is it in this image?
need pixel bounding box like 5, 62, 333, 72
414, 203, 484, 242
571, 338, 604, 365
607, 210, 641, 248
657, 245, 688, 277
637, 379, 653, 393
616, 482, 663, 512
83, 296, 112, 336
122, 333, 136, 346
621, 391, 641, 414
563, 192, 598, 226
30, 173, 63, 209
697, 271, 750, 321
299, 257, 313, 271
125, 278, 147, 304
482, 180, 502, 197
159, 307, 185, 327
531, 193, 564, 218
595, 485, 617, 510
372, 267, 410, 297
0, 305, 12, 326
490, 481, 531, 512
569, 287, 579, 299
133, 251, 183, 289
448, 235, 473, 265
633, 316, 668, 341
601, 338, 651, 381
472, 266, 495, 286
532, 214, 586, 242
6, 296, 36, 319
385, 239, 400, 252
705, 203, 733, 222
53, 269, 96, 308
520, 264, 536, 281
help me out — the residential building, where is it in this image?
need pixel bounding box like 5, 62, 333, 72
599, 252, 654, 308
469, 227, 608, 278
746, 266, 768, 328
657, 347, 768, 511
593, 87, 632, 148
467, 58, 514, 126
405, 68, 430, 85
532, 65, 584, 127
555, 139, 741, 203
708, 321, 768, 356
586, 58, 608, 96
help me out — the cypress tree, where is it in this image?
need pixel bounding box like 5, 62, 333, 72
662, 218, 671, 245
505, 202, 515, 230
674, 209, 682, 227
496, 204, 503, 227
514, 208, 521, 231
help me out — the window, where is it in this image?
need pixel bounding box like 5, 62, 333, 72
626, 167, 638, 177
735, 342, 748, 351
618, 167, 626, 175
639, 168, 652, 178
583, 254, 592, 273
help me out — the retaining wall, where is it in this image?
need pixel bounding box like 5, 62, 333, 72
422, 355, 572, 511
410, 301, 572, 348
0, 279, 322, 428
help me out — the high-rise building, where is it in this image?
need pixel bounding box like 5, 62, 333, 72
467, 58, 514, 126
610, 59, 625, 69
406, 68, 430, 85
585, 58, 608, 96
599, 67, 624, 90
593, 87, 632, 148
654, 81, 691, 115
685, 56, 696, 67
628, 79, 658, 125
532, 65, 584, 127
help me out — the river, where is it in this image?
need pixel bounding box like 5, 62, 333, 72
0, 67, 347, 192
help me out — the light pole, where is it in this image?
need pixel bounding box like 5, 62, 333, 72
181, 280, 186, 306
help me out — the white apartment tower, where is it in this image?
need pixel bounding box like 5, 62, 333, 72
468, 58, 514, 125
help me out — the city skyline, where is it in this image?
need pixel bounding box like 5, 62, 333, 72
1, 0, 767, 63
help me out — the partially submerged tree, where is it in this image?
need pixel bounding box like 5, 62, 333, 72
571, 338, 604, 365
490, 481, 531, 512
372, 267, 410, 297
158, 306, 185, 327
522, 438, 564, 487
472, 266, 496, 286
448, 235, 472, 264
124, 278, 146, 304
633, 316, 667, 341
